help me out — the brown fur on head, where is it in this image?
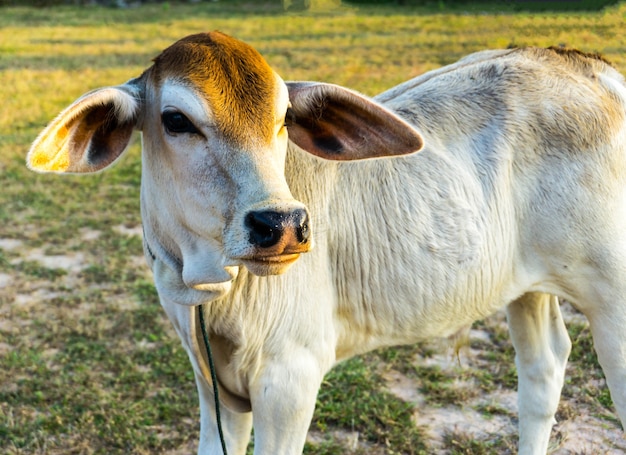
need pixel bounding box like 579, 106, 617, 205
149, 31, 278, 148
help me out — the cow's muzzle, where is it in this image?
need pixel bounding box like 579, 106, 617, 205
245, 208, 310, 248
240, 208, 311, 275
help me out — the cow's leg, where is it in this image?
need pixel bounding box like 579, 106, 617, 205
248, 353, 325, 454
565, 253, 626, 430
506, 292, 571, 455
196, 373, 253, 455
583, 303, 626, 429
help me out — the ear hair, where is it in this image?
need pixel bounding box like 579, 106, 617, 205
286, 82, 423, 161
27, 79, 143, 174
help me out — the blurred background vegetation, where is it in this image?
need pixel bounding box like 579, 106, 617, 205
0, 0, 621, 12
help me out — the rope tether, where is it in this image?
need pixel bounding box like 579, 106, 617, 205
198, 305, 229, 455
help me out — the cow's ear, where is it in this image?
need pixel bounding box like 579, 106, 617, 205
27, 78, 143, 174
286, 82, 423, 161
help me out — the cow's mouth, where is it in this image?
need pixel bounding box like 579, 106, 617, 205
241, 253, 301, 275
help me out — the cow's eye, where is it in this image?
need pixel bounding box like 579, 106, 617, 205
162, 111, 199, 135
284, 107, 296, 128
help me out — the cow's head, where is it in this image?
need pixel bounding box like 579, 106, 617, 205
27, 31, 423, 303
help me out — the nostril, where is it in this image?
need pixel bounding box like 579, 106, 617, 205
245, 211, 283, 248
293, 209, 310, 244
297, 222, 309, 243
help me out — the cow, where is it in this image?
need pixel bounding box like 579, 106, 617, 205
27, 31, 626, 454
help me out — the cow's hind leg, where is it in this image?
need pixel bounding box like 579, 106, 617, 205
196, 373, 253, 455
582, 300, 626, 429
507, 292, 571, 455
565, 255, 626, 430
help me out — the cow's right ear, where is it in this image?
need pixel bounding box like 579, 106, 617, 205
27, 78, 143, 174
286, 81, 423, 161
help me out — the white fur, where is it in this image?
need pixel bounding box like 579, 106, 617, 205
28, 36, 626, 455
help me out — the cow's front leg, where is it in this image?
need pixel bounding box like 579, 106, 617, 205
506, 292, 571, 455
249, 352, 325, 454
196, 372, 253, 455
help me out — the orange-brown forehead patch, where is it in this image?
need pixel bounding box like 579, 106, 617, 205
152, 31, 278, 147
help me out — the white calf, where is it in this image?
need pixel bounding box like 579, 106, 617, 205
28, 32, 626, 454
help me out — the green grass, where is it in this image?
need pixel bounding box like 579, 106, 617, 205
314, 356, 426, 453
1, 2, 625, 454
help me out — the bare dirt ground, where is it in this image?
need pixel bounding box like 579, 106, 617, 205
379, 306, 626, 454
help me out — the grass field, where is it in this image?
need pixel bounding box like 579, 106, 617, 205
1, 1, 626, 454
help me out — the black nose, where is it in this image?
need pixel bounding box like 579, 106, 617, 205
245, 209, 310, 248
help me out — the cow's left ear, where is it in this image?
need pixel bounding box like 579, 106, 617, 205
27, 78, 143, 174
286, 82, 423, 161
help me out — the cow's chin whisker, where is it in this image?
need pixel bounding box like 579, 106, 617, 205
242, 254, 301, 276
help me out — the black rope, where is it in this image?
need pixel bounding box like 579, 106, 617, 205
198, 305, 229, 455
